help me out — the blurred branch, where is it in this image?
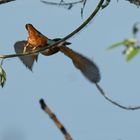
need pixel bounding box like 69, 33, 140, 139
132, 22, 140, 38
126, 0, 140, 6
0, 0, 15, 4
39, 99, 73, 140
81, 0, 87, 17
41, 0, 88, 17
95, 83, 140, 110
0, 0, 104, 59
41, 0, 85, 9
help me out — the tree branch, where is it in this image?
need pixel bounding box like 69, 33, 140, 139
126, 0, 140, 6
39, 99, 73, 140
41, 0, 84, 7
41, 0, 88, 16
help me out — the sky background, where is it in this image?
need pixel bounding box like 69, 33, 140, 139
0, 0, 140, 140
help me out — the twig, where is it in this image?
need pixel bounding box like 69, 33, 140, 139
95, 83, 140, 110
126, 0, 140, 6
41, 0, 88, 17
81, 0, 87, 18
41, 0, 84, 7
39, 99, 73, 140
0, 0, 104, 59
132, 22, 140, 38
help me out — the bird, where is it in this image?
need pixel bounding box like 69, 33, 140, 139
14, 24, 100, 83
14, 24, 70, 70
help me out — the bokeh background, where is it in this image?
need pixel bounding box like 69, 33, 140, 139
0, 0, 140, 140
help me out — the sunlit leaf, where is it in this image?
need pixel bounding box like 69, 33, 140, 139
0, 65, 6, 88
126, 47, 140, 61
108, 39, 137, 50
107, 41, 125, 50
123, 39, 137, 47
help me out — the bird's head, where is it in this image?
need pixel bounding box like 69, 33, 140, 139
25, 23, 34, 30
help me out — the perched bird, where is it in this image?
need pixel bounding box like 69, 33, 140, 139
14, 24, 100, 83
14, 24, 67, 70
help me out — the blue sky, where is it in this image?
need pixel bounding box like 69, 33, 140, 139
0, 0, 140, 140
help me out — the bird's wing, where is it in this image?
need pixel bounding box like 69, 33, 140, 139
14, 41, 38, 71
60, 46, 101, 83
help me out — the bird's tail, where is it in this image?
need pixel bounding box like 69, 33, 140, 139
59, 46, 101, 83
14, 41, 38, 71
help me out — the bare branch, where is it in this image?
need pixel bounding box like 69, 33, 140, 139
39, 99, 73, 140
41, 0, 88, 16
81, 0, 87, 17
95, 83, 140, 110
126, 0, 140, 6
41, 0, 84, 7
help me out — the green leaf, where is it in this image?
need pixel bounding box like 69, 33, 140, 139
108, 39, 137, 50
107, 41, 125, 50
126, 47, 140, 61
123, 39, 137, 47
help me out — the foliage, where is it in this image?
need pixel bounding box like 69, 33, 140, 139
108, 23, 140, 61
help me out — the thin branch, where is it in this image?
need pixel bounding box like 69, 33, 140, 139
62, 0, 104, 41
41, 0, 88, 14
41, 0, 88, 17
126, 0, 140, 6
0, 0, 104, 60
81, 0, 87, 17
41, 0, 84, 7
95, 83, 140, 110
39, 99, 73, 140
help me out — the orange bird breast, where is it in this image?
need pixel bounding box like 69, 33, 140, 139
26, 24, 48, 49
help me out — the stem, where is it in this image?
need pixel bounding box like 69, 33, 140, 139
41, 0, 84, 6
